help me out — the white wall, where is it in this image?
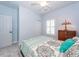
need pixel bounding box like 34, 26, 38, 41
42, 3, 79, 39
19, 6, 42, 41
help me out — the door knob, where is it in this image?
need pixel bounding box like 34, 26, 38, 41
9, 31, 13, 33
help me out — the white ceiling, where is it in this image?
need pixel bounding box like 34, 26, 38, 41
0, 1, 78, 15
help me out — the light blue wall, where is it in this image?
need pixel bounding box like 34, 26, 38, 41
0, 4, 18, 43
42, 2, 79, 38
19, 6, 42, 42
0, 4, 42, 43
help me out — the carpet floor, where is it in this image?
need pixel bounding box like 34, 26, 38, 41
0, 43, 21, 57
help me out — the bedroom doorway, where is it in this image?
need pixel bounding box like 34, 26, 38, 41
0, 15, 12, 48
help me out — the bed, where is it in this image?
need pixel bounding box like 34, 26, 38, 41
19, 36, 62, 57
19, 36, 79, 57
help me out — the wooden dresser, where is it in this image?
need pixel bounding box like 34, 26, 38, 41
58, 30, 76, 41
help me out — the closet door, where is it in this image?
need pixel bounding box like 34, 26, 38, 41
0, 15, 12, 48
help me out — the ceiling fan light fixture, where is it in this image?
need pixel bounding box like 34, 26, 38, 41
39, 1, 48, 7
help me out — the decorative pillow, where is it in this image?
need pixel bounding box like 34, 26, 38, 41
73, 36, 79, 41
59, 38, 75, 53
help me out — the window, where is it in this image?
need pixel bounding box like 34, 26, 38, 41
46, 19, 55, 35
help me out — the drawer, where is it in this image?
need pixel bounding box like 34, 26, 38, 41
66, 31, 76, 36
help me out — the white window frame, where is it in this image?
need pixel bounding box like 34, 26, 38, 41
46, 19, 55, 35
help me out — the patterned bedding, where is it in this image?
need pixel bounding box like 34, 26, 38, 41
20, 36, 79, 57
19, 36, 62, 57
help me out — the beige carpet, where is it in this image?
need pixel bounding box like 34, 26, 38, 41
0, 43, 21, 57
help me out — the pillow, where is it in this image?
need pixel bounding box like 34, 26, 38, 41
59, 38, 76, 53
73, 36, 79, 41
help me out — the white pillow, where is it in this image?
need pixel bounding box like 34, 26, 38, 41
73, 36, 79, 41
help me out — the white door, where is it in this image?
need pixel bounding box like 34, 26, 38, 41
0, 15, 12, 48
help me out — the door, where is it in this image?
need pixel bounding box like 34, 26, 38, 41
0, 15, 12, 48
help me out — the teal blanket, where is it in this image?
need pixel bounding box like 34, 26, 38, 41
59, 38, 76, 53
